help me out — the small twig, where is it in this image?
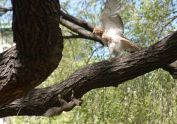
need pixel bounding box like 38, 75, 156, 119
159, 15, 177, 36
86, 46, 104, 64
0, 7, 12, 13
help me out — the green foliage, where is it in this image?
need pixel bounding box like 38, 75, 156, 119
41, 38, 94, 87
7, 0, 177, 123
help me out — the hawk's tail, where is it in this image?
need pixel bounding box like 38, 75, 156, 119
120, 37, 142, 52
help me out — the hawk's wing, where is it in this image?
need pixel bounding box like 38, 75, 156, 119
101, 0, 124, 36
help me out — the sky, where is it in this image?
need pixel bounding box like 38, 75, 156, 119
0, 0, 12, 25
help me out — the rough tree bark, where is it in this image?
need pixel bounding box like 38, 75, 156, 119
0, 31, 177, 117
0, 0, 63, 105
0, 0, 177, 118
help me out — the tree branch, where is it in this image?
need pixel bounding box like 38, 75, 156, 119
1, 31, 177, 117
0, 7, 12, 14
60, 10, 94, 32
60, 17, 104, 45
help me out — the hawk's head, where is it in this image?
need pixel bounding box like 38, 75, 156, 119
93, 26, 104, 36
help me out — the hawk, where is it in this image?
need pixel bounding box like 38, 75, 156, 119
93, 0, 141, 58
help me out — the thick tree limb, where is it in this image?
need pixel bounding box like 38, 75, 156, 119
0, 32, 177, 117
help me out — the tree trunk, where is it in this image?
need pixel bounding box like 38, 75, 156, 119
0, 0, 63, 105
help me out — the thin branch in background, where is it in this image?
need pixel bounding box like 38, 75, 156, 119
159, 15, 177, 37
86, 46, 104, 64
68, 38, 76, 63
0, 7, 12, 16
0, 7, 12, 13
165, 15, 177, 28
172, 10, 177, 14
